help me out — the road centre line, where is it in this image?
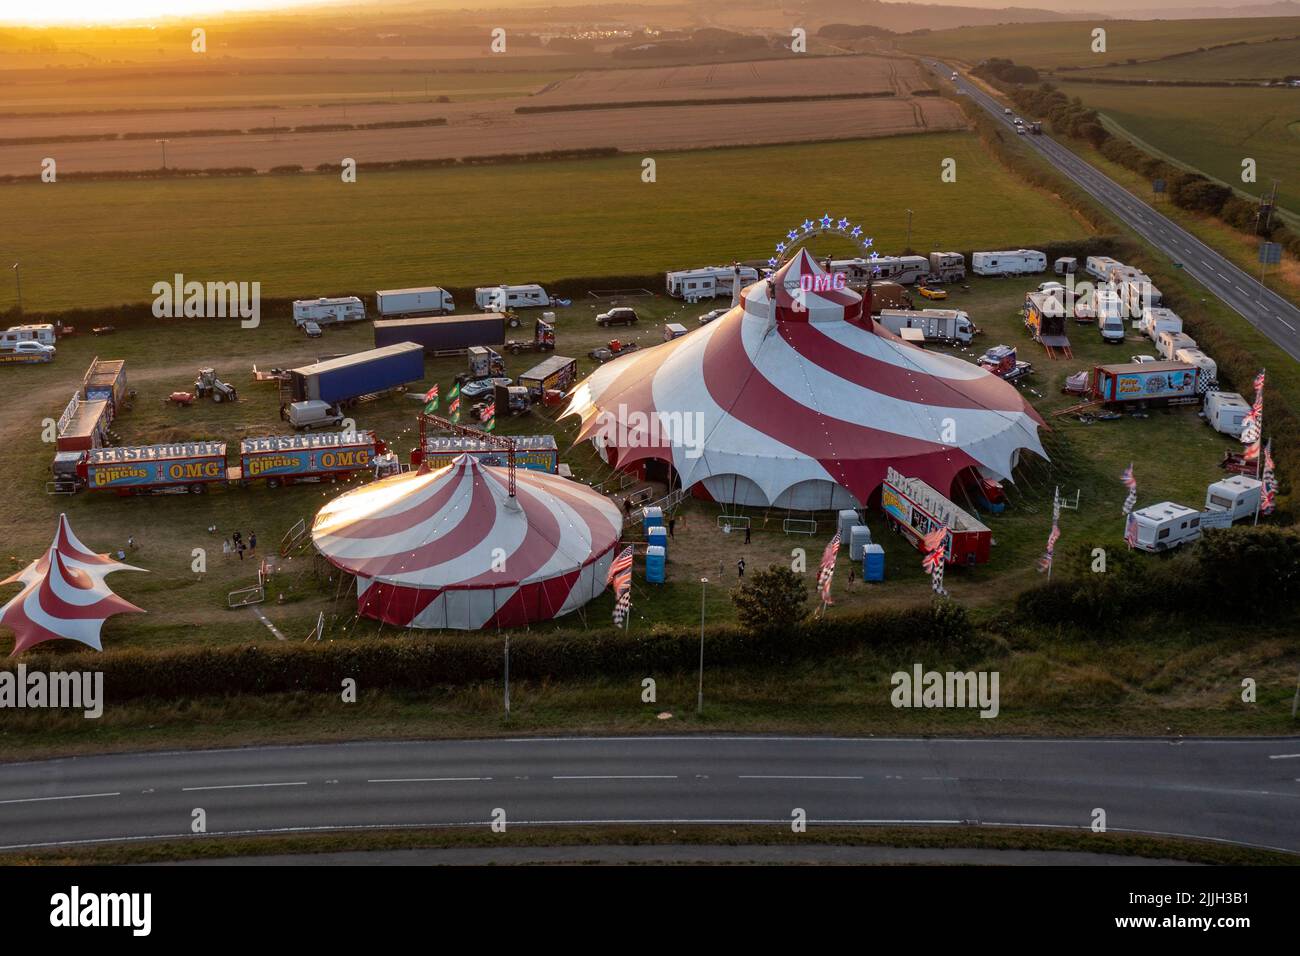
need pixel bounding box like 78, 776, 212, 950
181, 781, 308, 792
0, 791, 120, 806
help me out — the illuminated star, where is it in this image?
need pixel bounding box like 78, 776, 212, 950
787, 230, 799, 242
837, 218, 849, 231
869, 251, 879, 260
820, 213, 833, 228
850, 225, 863, 238
776, 242, 787, 254
801, 219, 814, 232
767, 257, 778, 267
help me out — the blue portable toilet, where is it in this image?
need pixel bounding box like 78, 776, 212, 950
863, 544, 885, 582
645, 545, 666, 583
642, 505, 664, 535
648, 525, 668, 554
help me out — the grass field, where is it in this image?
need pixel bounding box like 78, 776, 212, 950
1068, 36, 1300, 82
0, 134, 1090, 312
1054, 82, 1300, 216
895, 16, 1300, 70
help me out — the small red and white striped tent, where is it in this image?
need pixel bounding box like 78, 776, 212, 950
1, 514, 145, 656
312, 454, 623, 630
565, 249, 1046, 509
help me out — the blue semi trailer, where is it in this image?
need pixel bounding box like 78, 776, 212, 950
289, 342, 425, 404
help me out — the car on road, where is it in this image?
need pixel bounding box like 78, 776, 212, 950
917, 286, 948, 301
301, 320, 322, 338
596, 307, 638, 328
697, 308, 728, 326
1016, 126, 1026, 135
1003, 107, 1012, 115
951, 72, 958, 80
462, 376, 511, 398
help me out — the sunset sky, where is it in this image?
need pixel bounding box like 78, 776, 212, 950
0, 0, 339, 26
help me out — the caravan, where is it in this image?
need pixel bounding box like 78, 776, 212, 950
0, 324, 57, 350
1085, 255, 1122, 280
292, 297, 365, 326
1203, 390, 1250, 437
475, 284, 551, 311
834, 256, 930, 285
971, 250, 1047, 276
1129, 502, 1205, 552
665, 266, 758, 301
1141, 307, 1182, 342
1205, 475, 1262, 523
1157, 329, 1197, 361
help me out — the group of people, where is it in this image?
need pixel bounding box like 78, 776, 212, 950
222, 529, 257, 560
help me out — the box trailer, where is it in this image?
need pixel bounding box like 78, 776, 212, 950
414, 435, 559, 472
56, 398, 111, 453
80, 441, 228, 495
0, 324, 56, 350
1203, 390, 1250, 437
292, 296, 365, 326
1024, 292, 1069, 342
373, 313, 505, 353
1141, 307, 1182, 342
475, 284, 550, 311
879, 467, 991, 566
1085, 256, 1122, 280
1156, 330, 1197, 361
928, 252, 966, 281
866, 281, 912, 314
238, 431, 385, 486
878, 308, 975, 344
375, 286, 455, 317
1054, 256, 1078, 275
1091, 361, 1199, 405
81, 357, 128, 418
289, 342, 425, 404
971, 250, 1046, 276
518, 355, 579, 399
665, 265, 758, 301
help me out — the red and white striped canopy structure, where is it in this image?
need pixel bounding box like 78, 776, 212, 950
1, 514, 145, 656
565, 249, 1046, 509
312, 454, 623, 630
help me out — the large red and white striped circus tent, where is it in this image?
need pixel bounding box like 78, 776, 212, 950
1, 514, 145, 656
312, 454, 623, 630
564, 249, 1047, 509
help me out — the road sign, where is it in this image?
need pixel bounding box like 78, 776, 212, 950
1260, 242, 1282, 265
1152, 178, 1166, 194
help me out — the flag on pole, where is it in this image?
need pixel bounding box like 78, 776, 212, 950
921, 527, 947, 595
1037, 486, 1061, 574
1241, 369, 1265, 446
1124, 511, 1139, 549
422, 383, 439, 414
1120, 463, 1137, 515
606, 545, 634, 586
610, 548, 633, 628
613, 582, 632, 628
1261, 440, 1277, 516
817, 532, 841, 606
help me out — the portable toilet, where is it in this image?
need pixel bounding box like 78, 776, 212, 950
642, 505, 663, 534
645, 545, 666, 584
647, 525, 668, 554
863, 544, 885, 582
837, 509, 860, 541
849, 524, 873, 561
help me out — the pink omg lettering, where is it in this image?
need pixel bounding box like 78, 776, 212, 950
799, 273, 847, 292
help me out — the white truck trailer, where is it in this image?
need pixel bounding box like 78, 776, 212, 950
878, 308, 975, 345
375, 286, 455, 317
971, 249, 1047, 276
292, 296, 365, 326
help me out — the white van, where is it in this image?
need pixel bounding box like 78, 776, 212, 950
1130, 502, 1204, 553
1095, 290, 1126, 342
1203, 391, 1250, 437
288, 400, 344, 430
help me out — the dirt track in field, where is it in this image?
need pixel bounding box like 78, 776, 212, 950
0, 55, 962, 175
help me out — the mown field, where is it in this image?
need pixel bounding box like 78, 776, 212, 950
895, 16, 1300, 70
0, 134, 1088, 312
1068, 36, 1300, 82
1054, 82, 1300, 216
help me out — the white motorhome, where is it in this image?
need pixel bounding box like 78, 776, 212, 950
1203, 390, 1250, 437
1085, 255, 1122, 280
1094, 289, 1126, 343
834, 255, 931, 285
474, 284, 551, 311
1175, 347, 1217, 386
928, 252, 966, 281
1141, 307, 1183, 342
292, 297, 365, 326
0, 324, 56, 350
971, 249, 1047, 276
1157, 330, 1197, 361
375, 286, 454, 317
877, 308, 975, 344
1129, 501, 1205, 552
665, 266, 758, 301
1205, 475, 1262, 523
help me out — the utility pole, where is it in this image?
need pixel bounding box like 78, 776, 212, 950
10, 262, 20, 313
155, 138, 171, 169
905, 209, 914, 253
504, 635, 511, 719
696, 577, 707, 714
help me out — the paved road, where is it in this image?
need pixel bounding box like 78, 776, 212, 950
2, 736, 1298, 853
924, 59, 1300, 363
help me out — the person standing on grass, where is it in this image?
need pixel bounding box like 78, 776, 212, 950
668, 517, 676, 539
848, 564, 856, 588
249, 531, 257, 553
127, 535, 136, 551
222, 538, 231, 558
744, 525, 751, 545
737, 557, 745, 578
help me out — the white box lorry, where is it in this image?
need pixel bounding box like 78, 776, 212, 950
375, 286, 454, 317
878, 308, 975, 344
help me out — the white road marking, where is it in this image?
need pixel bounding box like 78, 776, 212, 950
181, 781, 307, 792
0, 791, 120, 806
552, 775, 678, 780
1278, 318, 1296, 333
1269, 754, 1300, 759
368, 777, 492, 783
738, 775, 864, 781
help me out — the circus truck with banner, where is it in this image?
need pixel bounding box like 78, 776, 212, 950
880, 467, 992, 566
74, 431, 387, 494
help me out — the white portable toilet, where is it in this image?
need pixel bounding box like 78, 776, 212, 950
837, 509, 860, 542
1205, 475, 1262, 522
849, 524, 873, 561
1203, 390, 1250, 437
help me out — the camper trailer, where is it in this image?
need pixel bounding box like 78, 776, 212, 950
474, 284, 551, 311
0, 324, 57, 350
1129, 502, 1205, 552
292, 297, 365, 326
1205, 475, 1262, 523
835, 256, 930, 285
927, 252, 966, 281
1141, 307, 1183, 342
665, 266, 758, 301
1174, 347, 1217, 386
971, 250, 1046, 276
1085, 256, 1122, 280
1157, 330, 1198, 361
1203, 390, 1250, 437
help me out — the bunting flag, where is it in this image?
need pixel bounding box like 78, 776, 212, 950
1120, 463, 1137, 515
1240, 369, 1265, 446
1261, 440, 1277, 516
422, 383, 439, 414
448, 383, 461, 423
921, 527, 948, 595
817, 531, 841, 606
1124, 511, 1139, 549
1038, 486, 1061, 574
606, 545, 634, 586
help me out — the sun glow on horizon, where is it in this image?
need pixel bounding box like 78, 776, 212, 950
0, 0, 333, 27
